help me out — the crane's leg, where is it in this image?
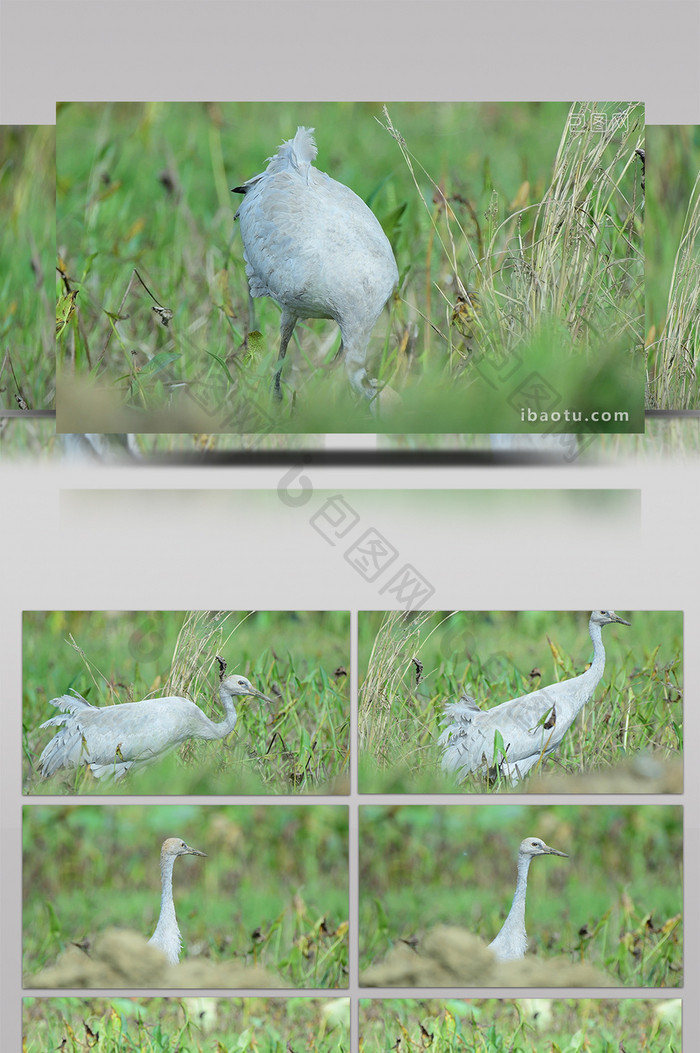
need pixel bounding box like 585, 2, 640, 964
273, 309, 297, 400
346, 360, 372, 400
247, 289, 257, 333
342, 325, 374, 401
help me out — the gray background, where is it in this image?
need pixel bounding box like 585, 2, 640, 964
2, 1, 700, 124
2, 0, 698, 1048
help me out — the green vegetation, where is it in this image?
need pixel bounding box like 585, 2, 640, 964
56, 101, 643, 435
23, 996, 349, 1053
0, 418, 55, 457
376, 414, 700, 458
23, 804, 348, 988
0, 419, 325, 458
23, 610, 350, 794
0, 125, 55, 410
594, 417, 700, 458
359, 998, 680, 1053
646, 125, 700, 409
359, 805, 682, 987
358, 610, 682, 792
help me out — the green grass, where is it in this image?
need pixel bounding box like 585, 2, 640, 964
376, 416, 700, 459
23, 610, 350, 794
3, 417, 698, 462
0, 126, 55, 410
645, 125, 700, 409
23, 804, 349, 988
594, 417, 700, 458
0, 419, 326, 459
359, 998, 681, 1053
0, 418, 56, 457
55, 101, 644, 435
358, 610, 682, 792
359, 804, 683, 987
24, 997, 349, 1053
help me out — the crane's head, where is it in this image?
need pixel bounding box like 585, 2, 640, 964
161, 837, 207, 859
221, 674, 272, 703
519, 837, 568, 859
590, 610, 630, 627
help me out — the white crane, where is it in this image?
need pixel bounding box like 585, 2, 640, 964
59, 434, 140, 461
439, 610, 630, 784
488, 836, 568, 961
148, 837, 206, 965
233, 126, 398, 404
38, 656, 272, 779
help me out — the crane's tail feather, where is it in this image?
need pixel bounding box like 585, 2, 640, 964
39, 714, 73, 729
279, 126, 317, 167
38, 691, 95, 728
263, 126, 318, 180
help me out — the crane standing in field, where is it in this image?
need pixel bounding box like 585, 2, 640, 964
439, 610, 630, 784
233, 126, 398, 405
488, 836, 568, 961
37, 657, 272, 779
148, 837, 207, 966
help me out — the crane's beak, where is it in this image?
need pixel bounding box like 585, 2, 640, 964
184, 844, 207, 857
252, 688, 273, 703
545, 846, 568, 857
613, 614, 631, 625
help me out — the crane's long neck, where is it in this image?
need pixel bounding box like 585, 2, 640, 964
503, 852, 531, 934
151, 853, 180, 954
488, 850, 532, 960
586, 619, 607, 685
198, 683, 238, 741
555, 616, 608, 725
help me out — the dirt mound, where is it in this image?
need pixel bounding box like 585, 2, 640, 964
360, 925, 612, 987
527, 754, 683, 794
25, 928, 286, 989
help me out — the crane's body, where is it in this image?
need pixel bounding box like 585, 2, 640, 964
233, 127, 398, 403
60, 434, 140, 461
488, 837, 568, 961
148, 837, 206, 966
439, 611, 630, 784
38, 671, 271, 779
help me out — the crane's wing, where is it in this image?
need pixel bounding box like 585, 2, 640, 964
439, 682, 574, 782
37, 692, 187, 778
439, 694, 495, 776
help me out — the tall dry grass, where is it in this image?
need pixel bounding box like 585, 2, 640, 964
647, 170, 700, 408
381, 101, 644, 369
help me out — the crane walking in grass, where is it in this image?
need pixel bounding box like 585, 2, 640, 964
148, 837, 207, 965
233, 126, 398, 406
488, 836, 568, 961
439, 610, 630, 784
37, 656, 272, 779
